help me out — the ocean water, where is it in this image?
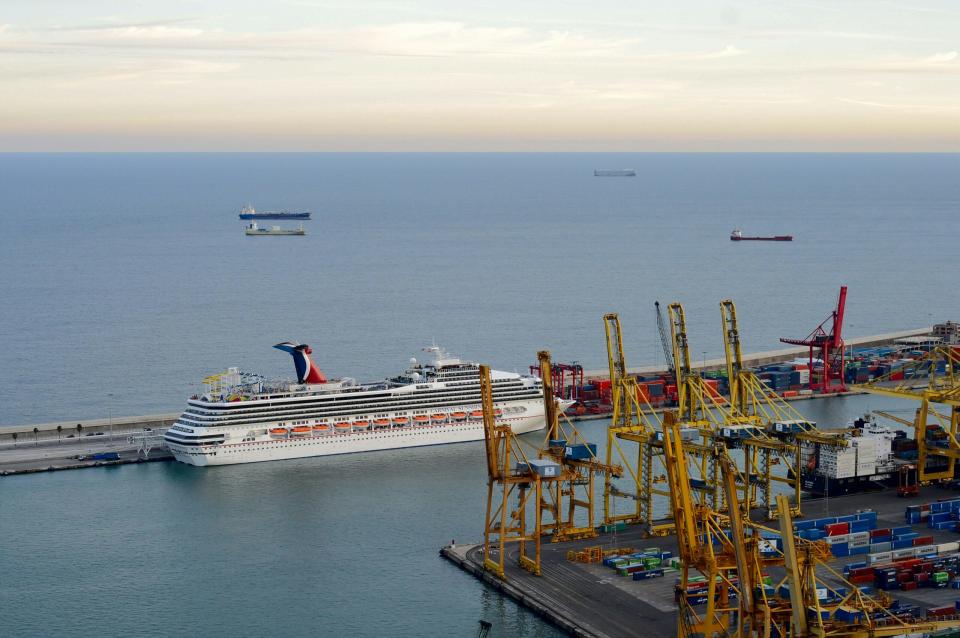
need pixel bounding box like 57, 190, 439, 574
1, 153, 958, 636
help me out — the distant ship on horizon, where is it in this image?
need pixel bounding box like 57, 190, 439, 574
239, 205, 311, 220
594, 169, 636, 177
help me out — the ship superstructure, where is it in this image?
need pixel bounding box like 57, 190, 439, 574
165, 344, 550, 466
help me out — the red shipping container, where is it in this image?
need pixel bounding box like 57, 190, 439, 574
870, 528, 891, 538
825, 522, 850, 536
913, 536, 934, 547
894, 558, 922, 568
851, 574, 874, 584
901, 581, 918, 591
928, 606, 954, 617
850, 567, 875, 578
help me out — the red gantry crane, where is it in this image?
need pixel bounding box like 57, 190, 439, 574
780, 285, 848, 393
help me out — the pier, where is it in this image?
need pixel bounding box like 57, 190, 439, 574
583, 327, 933, 378
0, 413, 175, 476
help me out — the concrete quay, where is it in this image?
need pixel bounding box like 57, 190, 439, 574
0, 413, 178, 447
442, 489, 960, 638
583, 327, 933, 379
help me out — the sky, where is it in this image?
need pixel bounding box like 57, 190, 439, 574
1, 1, 958, 151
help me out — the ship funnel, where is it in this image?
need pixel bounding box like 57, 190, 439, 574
273, 341, 328, 384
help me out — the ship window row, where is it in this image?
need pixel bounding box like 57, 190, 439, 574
177, 398, 535, 429
184, 405, 529, 433
218, 378, 517, 404
185, 386, 537, 417
181, 392, 539, 425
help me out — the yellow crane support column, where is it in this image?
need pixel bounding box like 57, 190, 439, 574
481, 364, 546, 578
538, 350, 620, 542
602, 313, 656, 528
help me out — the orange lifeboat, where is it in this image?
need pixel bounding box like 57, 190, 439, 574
469, 410, 484, 420
373, 418, 391, 428
313, 424, 330, 434
413, 415, 430, 424
451, 412, 467, 421
270, 428, 288, 438
353, 420, 370, 430
291, 426, 312, 436
393, 416, 409, 426
334, 422, 351, 432
431, 413, 447, 423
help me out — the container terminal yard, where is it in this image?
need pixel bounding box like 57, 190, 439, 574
3, 292, 960, 637
436, 293, 960, 638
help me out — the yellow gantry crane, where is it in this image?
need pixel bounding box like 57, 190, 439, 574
858, 346, 960, 484
601, 313, 673, 535
537, 350, 622, 542
718, 298, 851, 520
482, 363, 554, 578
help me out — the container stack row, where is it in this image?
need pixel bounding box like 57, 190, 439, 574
602, 548, 672, 581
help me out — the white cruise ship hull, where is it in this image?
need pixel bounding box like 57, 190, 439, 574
168, 407, 545, 466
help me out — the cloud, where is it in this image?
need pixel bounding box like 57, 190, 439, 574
99, 26, 204, 39
923, 51, 957, 64
838, 97, 959, 111
695, 45, 745, 59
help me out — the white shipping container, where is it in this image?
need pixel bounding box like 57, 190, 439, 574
938, 542, 960, 554
868, 552, 891, 565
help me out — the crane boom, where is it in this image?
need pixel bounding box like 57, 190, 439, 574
655, 301, 675, 374
720, 299, 746, 413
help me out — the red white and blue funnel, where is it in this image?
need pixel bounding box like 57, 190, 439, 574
274, 342, 328, 384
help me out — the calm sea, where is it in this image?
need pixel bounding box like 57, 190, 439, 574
0, 153, 957, 636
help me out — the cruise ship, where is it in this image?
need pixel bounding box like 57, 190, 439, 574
164, 343, 552, 466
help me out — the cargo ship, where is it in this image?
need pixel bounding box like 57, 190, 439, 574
164, 344, 554, 466
594, 169, 636, 177
800, 416, 906, 497
244, 222, 306, 236
239, 205, 311, 220
730, 229, 793, 241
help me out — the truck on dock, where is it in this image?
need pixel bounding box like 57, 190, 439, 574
75, 452, 121, 462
